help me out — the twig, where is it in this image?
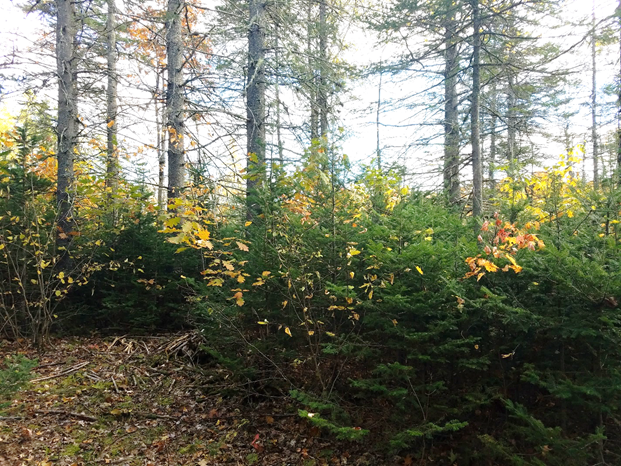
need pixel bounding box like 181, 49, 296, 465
33, 409, 97, 422
94, 457, 134, 464
0, 416, 24, 420
111, 376, 119, 393
31, 361, 89, 383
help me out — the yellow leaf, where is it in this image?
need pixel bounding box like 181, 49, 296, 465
391, 319, 398, 326
308, 330, 315, 336
197, 229, 210, 241
326, 332, 335, 337
245, 221, 252, 227
285, 327, 292, 337
368, 290, 373, 299
58, 272, 65, 279
257, 320, 268, 325
236, 241, 249, 252
349, 271, 354, 279
348, 248, 361, 257
416, 266, 423, 275
55, 290, 61, 297
164, 217, 181, 227
262, 271, 271, 277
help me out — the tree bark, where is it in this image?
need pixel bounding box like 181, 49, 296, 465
275, 34, 284, 165
470, 0, 483, 217
156, 68, 167, 210
591, 5, 599, 190
105, 0, 119, 193
444, 19, 460, 204
166, 0, 186, 199
376, 63, 382, 170
318, 0, 328, 137
618, 0, 621, 183
489, 90, 497, 189
308, 2, 318, 141
55, 0, 78, 269
247, 0, 266, 218
507, 74, 517, 164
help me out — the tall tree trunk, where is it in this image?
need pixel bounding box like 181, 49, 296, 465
507, 74, 517, 164
105, 0, 118, 193
318, 0, 328, 137
444, 19, 460, 204
247, 0, 266, 218
308, 2, 318, 140
376, 63, 382, 170
156, 68, 167, 211
275, 34, 284, 166
591, 5, 599, 190
166, 0, 185, 199
55, 0, 78, 269
618, 0, 621, 182
489, 84, 497, 189
470, 0, 483, 217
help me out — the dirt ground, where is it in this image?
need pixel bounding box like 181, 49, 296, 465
0, 333, 380, 466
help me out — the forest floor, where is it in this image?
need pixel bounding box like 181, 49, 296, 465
0, 333, 380, 466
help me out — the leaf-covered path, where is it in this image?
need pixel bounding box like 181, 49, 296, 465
0, 334, 376, 466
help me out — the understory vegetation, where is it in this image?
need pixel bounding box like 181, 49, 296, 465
2, 116, 621, 464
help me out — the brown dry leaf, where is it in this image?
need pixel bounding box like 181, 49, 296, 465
266, 415, 274, 424
20, 427, 33, 441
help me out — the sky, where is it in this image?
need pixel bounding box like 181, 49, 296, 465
1, 0, 620, 191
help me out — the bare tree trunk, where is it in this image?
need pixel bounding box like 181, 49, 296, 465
105, 0, 119, 193
247, 0, 266, 218
490, 107, 497, 190
618, 0, 621, 183
318, 0, 328, 137
275, 35, 284, 165
55, 0, 78, 270
156, 68, 167, 210
444, 19, 460, 204
166, 0, 185, 199
308, 2, 318, 141
470, 0, 483, 217
591, 5, 599, 190
376, 63, 382, 170
507, 74, 517, 164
